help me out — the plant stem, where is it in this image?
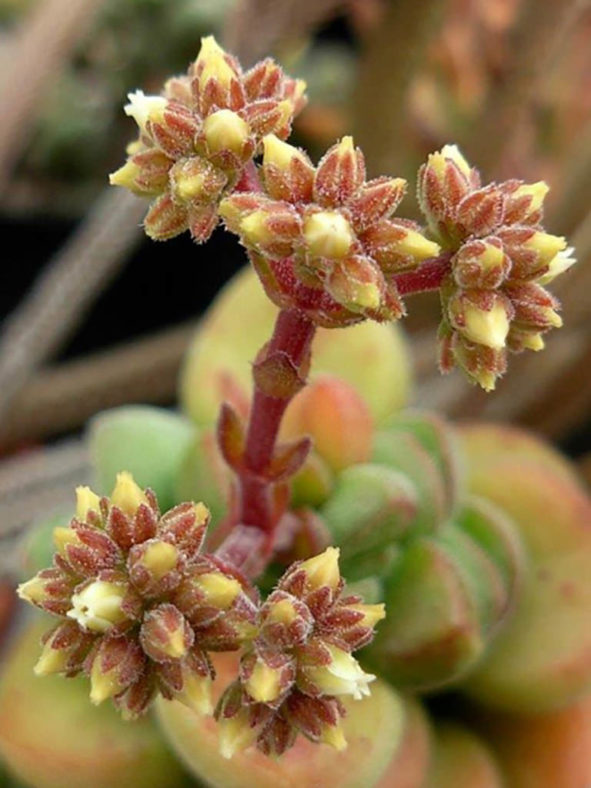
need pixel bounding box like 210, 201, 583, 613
393, 253, 452, 296
216, 308, 316, 577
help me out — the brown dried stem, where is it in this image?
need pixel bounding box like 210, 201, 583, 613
464, 0, 584, 176
0, 188, 146, 421
353, 0, 444, 177
0, 321, 197, 452
223, 0, 345, 65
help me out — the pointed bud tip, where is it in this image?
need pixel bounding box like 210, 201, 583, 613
300, 546, 341, 590
111, 471, 148, 516
75, 485, 101, 520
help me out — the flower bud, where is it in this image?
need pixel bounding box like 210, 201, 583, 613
363, 220, 440, 272
140, 604, 194, 662
299, 546, 341, 591
448, 291, 512, 349
301, 645, 375, 700
203, 109, 250, 156
110, 471, 149, 516
303, 211, 354, 259
453, 239, 509, 290
109, 160, 143, 192
190, 572, 242, 610
169, 157, 226, 204
326, 256, 384, 314
67, 580, 129, 633
243, 656, 291, 703
218, 707, 260, 759
314, 136, 365, 205
509, 181, 549, 221
34, 621, 92, 677
195, 36, 238, 94
523, 231, 567, 267
175, 666, 213, 716
144, 194, 189, 241
237, 205, 301, 257
347, 603, 386, 629
262, 134, 314, 202
89, 636, 144, 705
429, 144, 472, 182
17, 568, 76, 616
128, 538, 182, 597
75, 486, 101, 521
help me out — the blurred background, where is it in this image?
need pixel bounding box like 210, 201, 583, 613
0, 0, 590, 575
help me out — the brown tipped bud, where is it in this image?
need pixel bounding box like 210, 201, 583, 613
448, 290, 513, 350
111, 471, 149, 516
505, 181, 549, 224
203, 109, 250, 157
35, 621, 93, 677
299, 546, 341, 592
88, 636, 145, 705
17, 568, 77, 616
147, 102, 200, 160
128, 538, 182, 597
326, 256, 385, 315
418, 144, 476, 235
238, 204, 301, 258
314, 136, 366, 206
75, 486, 102, 521
110, 148, 173, 196
243, 58, 283, 100
144, 193, 189, 241
169, 157, 227, 205
453, 239, 510, 290
259, 591, 314, 648
241, 651, 295, 704
262, 134, 314, 202
140, 603, 194, 662
507, 283, 563, 332
54, 524, 121, 578
347, 177, 407, 231
362, 220, 440, 272
450, 332, 507, 391
193, 36, 244, 116
159, 648, 214, 715
159, 501, 209, 553
285, 692, 346, 749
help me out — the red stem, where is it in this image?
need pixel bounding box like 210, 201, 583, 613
215, 309, 316, 576
393, 253, 452, 296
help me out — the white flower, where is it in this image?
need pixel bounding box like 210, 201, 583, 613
304, 645, 375, 700
67, 580, 127, 633
124, 90, 167, 134
537, 246, 576, 285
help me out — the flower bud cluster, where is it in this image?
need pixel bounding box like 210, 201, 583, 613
215, 547, 385, 757
18, 473, 258, 719
418, 145, 575, 390
18, 480, 383, 757
220, 135, 440, 327
109, 36, 306, 243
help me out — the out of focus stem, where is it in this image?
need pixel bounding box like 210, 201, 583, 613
215, 308, 315, 577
